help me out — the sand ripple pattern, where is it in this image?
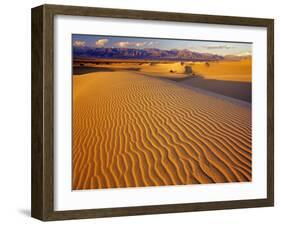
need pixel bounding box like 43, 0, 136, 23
72, 71, 252, 190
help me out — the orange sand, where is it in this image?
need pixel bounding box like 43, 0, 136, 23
187, 59, 252, 82
72, 71, 252, 190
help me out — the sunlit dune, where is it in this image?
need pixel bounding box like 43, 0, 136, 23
187, 58, 252, 82
73, 59, 252, 102
73, 58, 251, 82
74, 61, 194, 80
72, 71, 252, 190
139, 62, 189, 74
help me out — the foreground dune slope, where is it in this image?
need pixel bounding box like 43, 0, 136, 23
72, 71, 252, 190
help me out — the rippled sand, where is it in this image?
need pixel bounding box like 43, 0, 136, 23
72, 71, 252, 190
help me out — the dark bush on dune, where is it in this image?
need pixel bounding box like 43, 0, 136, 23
150, 62, 158, 66
184, 66, 193, 75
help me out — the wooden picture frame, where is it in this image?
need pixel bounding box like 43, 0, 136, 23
31, 4, 274, 221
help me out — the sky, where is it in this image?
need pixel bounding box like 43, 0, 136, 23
73, 34, 252, 56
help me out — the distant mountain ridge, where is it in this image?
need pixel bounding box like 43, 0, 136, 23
73, 46, 225, 61
223, 55, 252, 61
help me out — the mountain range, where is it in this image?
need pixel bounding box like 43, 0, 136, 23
73, 47, 225, 61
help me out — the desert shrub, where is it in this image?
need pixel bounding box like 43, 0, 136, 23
150, 62, 158, 66
184, 66, 193, 74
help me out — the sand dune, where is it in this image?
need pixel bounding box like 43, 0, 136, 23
187, 59, 252, 82
72, 71, 252, 190
180, 77, 252, 102
74, 58, 251, 82
74, 61, 193, 80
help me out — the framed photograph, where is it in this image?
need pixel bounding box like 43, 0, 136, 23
31, 4, 274, 221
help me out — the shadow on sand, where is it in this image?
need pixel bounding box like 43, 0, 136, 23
180, 76, 251, 103
73, 67, 251, 103
72, 66, 115, 75
73, 66, 140, 75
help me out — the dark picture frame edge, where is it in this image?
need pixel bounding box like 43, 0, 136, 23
31, 4, 274, 221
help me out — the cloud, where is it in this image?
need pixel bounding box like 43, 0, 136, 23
73, 40, 86, 47
95, 39, 109, 47
237, 51, 252, 56
189, 44, 234, 51
114, 41, 148, 48
147, 41, 158, 46
205, 44, 233, 49
114, 41, 130, 48
135, 42, 146, 47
